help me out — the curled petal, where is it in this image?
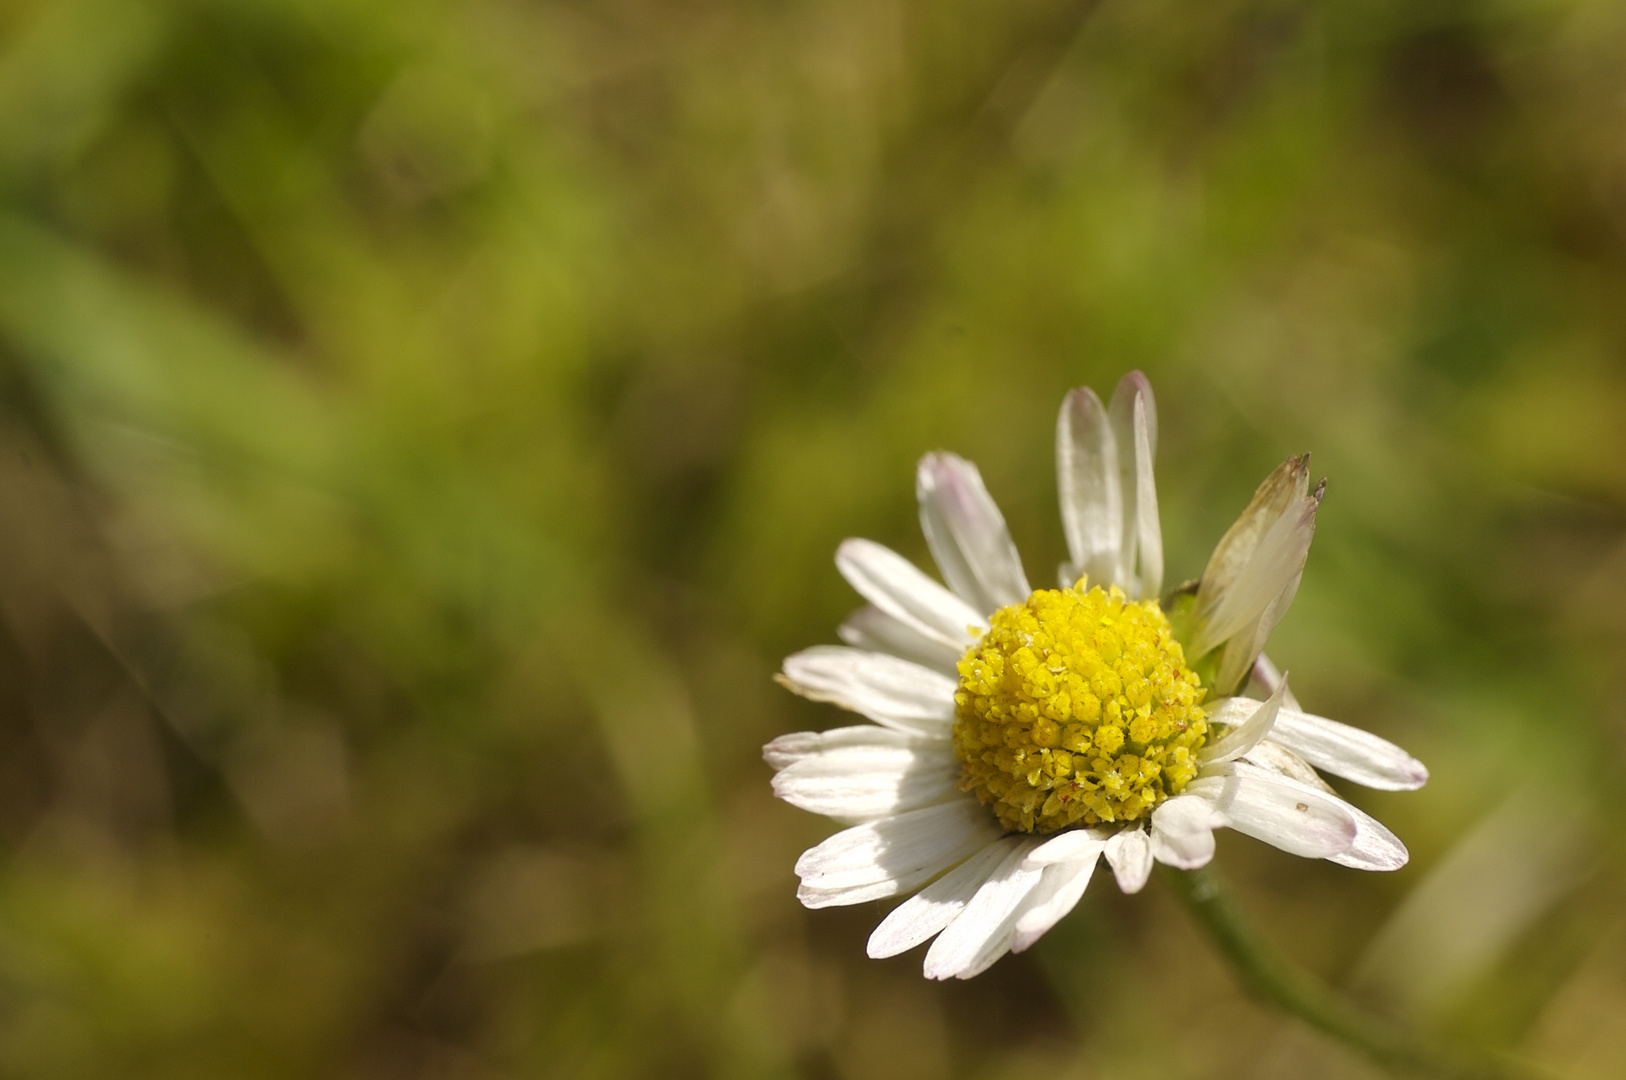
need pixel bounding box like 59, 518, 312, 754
1249, 653, 1303, 710
1198, 677, 1288, 766
1196, 456, 1308, 611
1191, 484, 1321, 661
1212, 566, 1303, 695
1190, 457, 1320, 663
1150, 795, 1227, 869
1104, 827, 1153, 893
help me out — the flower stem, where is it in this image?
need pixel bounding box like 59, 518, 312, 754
1159, 864, 1554, 1080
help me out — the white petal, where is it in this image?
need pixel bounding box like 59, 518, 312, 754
1011, 852, 1102, 952
774, 742, 953, 779
773, 742, 959, 823
838, 605, 964, 676
1149, 795, 1226, 869
836, 539, 987, 653
1240, 739, 1335, 791
1249, 653, 1303, 711
1108, 373, 1162, 600
1104, 827, 1153, 893
1055, 387, 1122, 588
795, 799, 1003, 907
1238, 741, 1412, 869
923, 837, 1045, 979
1198, 678, 1288, 766
1112, 372, 1158, 466
778, 647, 956, 736
916, 452, 1031, 614
1186, 763, 1357, 859
1269, 708, 1429, 791
763, 725, 939, 771
1189, 487, 1321, 659
1024, 826, 1113, 867
1326, 803, 1410, 871
867, 837, 1017, 958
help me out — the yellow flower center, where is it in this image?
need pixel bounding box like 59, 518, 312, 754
952, 580, 1209, 833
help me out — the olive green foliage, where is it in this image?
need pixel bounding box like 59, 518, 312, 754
0, 0, 1623, 1076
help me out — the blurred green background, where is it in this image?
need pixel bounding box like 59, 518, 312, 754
0, 0, 1622, 1076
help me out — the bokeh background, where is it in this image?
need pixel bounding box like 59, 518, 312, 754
0, 0, 1622, 1076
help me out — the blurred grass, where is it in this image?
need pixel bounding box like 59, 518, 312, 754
0, 0, 1624, 1076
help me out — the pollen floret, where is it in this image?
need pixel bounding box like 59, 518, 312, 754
952, 580, 1208, 833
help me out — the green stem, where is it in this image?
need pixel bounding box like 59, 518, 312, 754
1159, 864, 1553, 1080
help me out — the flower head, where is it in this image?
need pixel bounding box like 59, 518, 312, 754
767, 373, 1427, 979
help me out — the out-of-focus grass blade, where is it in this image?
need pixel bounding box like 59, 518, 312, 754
1351, 787, 1592, 1017
0, 213, 335, 475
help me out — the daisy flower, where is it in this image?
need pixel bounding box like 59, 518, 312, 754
766, 373, 1427, 980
